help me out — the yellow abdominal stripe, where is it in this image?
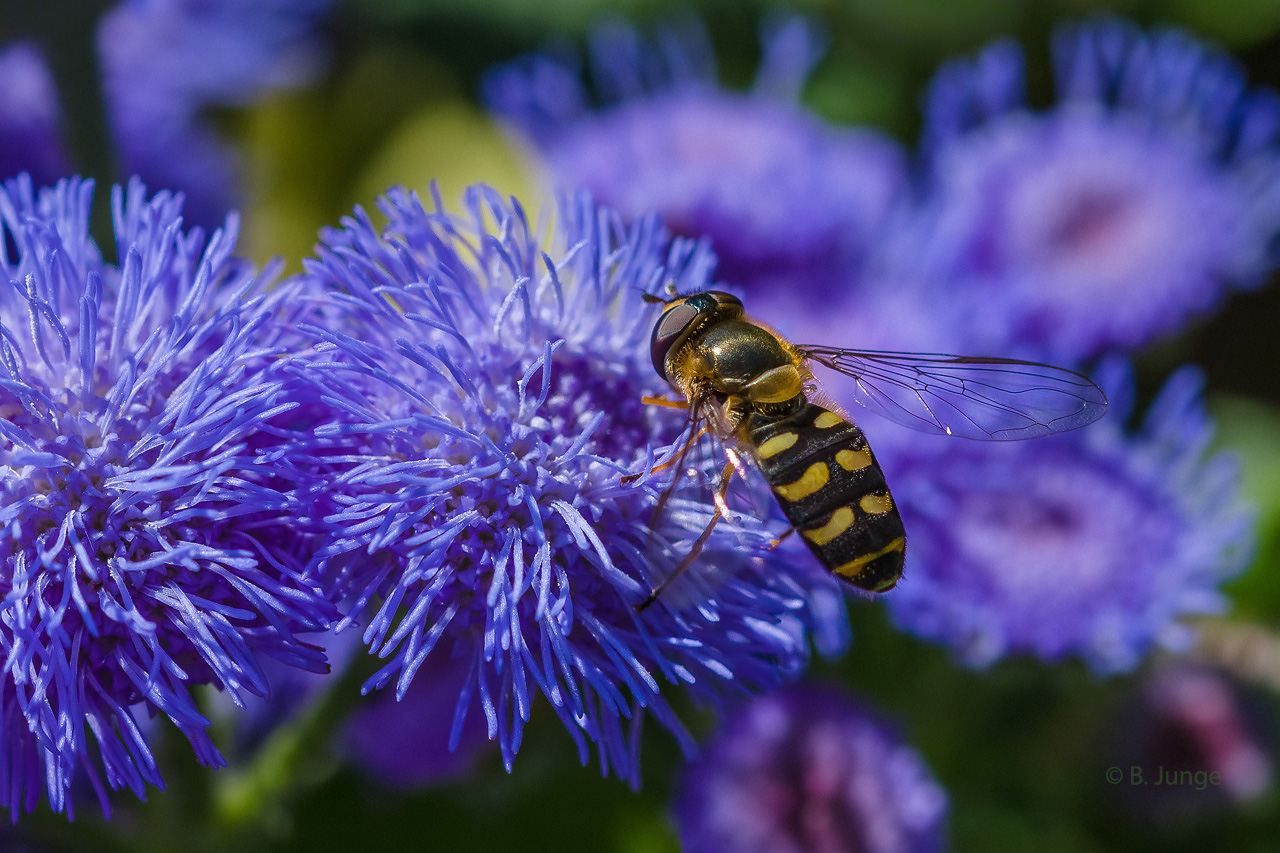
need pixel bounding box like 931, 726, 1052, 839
813, 411, 843, 429
834, 537, 906, 586
835, 447, 872, 471
859, 492, 894, 515
802, 507, 854, 546
775, 462, 829, 501
757, 432, 798, 459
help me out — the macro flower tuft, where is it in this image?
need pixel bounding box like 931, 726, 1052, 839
900, 18, 1280, 359
483, 17, 907, 310
0, 175, 333, 818
674, 683, 948, 853
284, 184, 847, 785
882, 362, 1253, 673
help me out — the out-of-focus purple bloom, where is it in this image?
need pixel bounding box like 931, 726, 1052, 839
483, 18, 907, 307
346, 640, 493, 788
98, 0, 331, 124
0, 1, 331, 231
883, 363, 1253, 673
0, 44, 70, 187
1110, 664, 1272, 822
675, 683, 948, 853
900, 18, 1280, 359
283, 183, 847, 785
0, 175, 332, 818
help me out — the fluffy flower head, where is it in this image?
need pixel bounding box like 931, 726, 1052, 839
287, 184, 845, 784
0, 175, 331, 817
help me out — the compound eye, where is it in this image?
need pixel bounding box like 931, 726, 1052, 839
650, 300, 704, 379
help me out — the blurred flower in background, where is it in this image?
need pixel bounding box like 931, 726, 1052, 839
483, 16, 908, 318
674, 683, 948, 853
0, 0, 332, 231
883, 363, 1253, 673
483, 14, 1260, 679
0, 175, 333, 817
345, 644, 494, 788
281, 183, 847, 785
897, 18, 1280, 361
0, 44, 68, 183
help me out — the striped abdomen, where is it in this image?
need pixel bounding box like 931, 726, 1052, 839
745, 403, 905, 592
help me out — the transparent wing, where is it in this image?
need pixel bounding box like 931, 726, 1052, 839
797, 346, 1108, 440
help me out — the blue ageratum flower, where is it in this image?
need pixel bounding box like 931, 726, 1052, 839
674, 683, 948, 853
285, 184, 847, 784
0, 175, 333, 818
900, 18, 1280, 359
0, 1, 332, 231
483, 17, 907, 310
882, 362, 1253, 674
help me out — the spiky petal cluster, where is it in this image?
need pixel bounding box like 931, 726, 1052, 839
285, 184, 846, 784
0, 175, 332, 818
901, 18, 1280, 359
674, 683, 948, 853
882, 363, 1253, 673
482, 17, 906, 306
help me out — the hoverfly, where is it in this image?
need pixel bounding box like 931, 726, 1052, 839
635, 289, 1107, 609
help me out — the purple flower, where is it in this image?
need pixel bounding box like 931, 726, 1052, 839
882, 362, 1252, 673
98, 0, 331, 123
0, 1, 331, 231
0, 175, 333, 818
0, 44, 70, 187
674, 683, 948, 853
284, 184, 847, 785
345, 641, 493, 789
899, 18, 1280, 359
483, 18, 907, 307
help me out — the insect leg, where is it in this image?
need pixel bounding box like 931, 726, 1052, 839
621, 424, 708, 486
767, 526, 796, 550
640, 395, 690, 409
637, 460, 735, 611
